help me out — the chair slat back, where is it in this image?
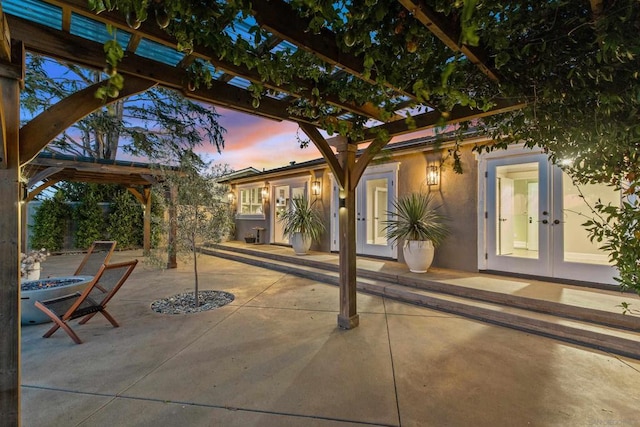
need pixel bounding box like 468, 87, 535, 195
74, 241, 117, 276
86, 260, 138, 307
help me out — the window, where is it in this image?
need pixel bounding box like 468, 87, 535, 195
238, 186, 263, 216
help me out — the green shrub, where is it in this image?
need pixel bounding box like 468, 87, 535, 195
30, 190, 72, 251
74, 184, 106, 249
107, 190, 143, 249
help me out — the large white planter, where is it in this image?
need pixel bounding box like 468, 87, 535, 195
403, 240, 435, 273
291, 232, 311, 255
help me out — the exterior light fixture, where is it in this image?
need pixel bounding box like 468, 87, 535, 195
311, 180, 321, 197
261, 185, 269, 199
426, 164, 440, 186
227, 191, 235, 203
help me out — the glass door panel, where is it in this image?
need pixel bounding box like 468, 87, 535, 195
487, 155, 549, 276
273, 185, 289, 244
356, 173, 395, 258
551, 169, 618, 283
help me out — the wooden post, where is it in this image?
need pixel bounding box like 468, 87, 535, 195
336, 139, 359, 329
0, 43, 23, 426
127, 186, 153, 256
166, 184, 177, 269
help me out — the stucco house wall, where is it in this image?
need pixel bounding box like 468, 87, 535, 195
227, 138, 482, 273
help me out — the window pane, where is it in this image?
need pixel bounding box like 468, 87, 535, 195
562, 173, 617, 265
495, 162, 539, 259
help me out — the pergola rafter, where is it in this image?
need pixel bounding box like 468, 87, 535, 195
397, 0, 500, 82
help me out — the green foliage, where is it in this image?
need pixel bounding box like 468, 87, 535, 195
30, 190, 72, 251
278, 196, 325, 242
150, 188, 164, 248
583, 192, 640, 292
107, 190, 143, 249
59, 182, 121, 202
73, 184, 107, 249
383, 193, 449, 248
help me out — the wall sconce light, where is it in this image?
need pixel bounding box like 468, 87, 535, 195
261, 185, 269, 199
426, 164, 440, 186
227, 191, 235, 203
311, 180, 321, 197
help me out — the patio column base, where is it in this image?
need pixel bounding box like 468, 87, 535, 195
338, 314, 359, 330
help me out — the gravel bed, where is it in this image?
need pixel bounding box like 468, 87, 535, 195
151, 290, 235, 315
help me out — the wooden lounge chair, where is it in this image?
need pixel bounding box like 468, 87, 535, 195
74, 240, 117, 277
35, 260, 138, 344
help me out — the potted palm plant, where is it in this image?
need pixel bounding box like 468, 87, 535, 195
383, 193, 449, 273
278, 196, 325, 255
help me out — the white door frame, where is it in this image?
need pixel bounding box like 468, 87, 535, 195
269, 177, 310, 244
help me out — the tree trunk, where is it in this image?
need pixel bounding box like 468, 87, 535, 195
193, 235, 199, 307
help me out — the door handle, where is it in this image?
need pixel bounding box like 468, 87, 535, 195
541, 219, 548, 224
553, 219, 561, 225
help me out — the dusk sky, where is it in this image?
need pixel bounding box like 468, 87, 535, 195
197, 107, 322, 172
194, 106, 435, 173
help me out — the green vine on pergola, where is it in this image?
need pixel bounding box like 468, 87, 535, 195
88, 0, 640, 294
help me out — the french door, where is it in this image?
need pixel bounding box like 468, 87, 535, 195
355, 171, 396, 258
330, 164, 398, 259
272, 183, 306, 244
486, 154, 618, 284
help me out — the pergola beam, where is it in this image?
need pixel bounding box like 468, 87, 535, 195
26, 167, 63, 187
361, 99, 526, 142
298, 123, 345, 190
19, 75, 156, 165
397, 0, 500, 82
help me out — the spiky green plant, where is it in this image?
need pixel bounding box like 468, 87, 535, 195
383, 193, 449, 248
278, 196, 325, 242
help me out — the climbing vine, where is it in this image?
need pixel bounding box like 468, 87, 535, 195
87, 0, 640, 292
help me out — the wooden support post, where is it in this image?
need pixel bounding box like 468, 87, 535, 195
166, 184, 177, 269
336, 138, 359, 329
127, 186, 153, 256
0, 46, 23, 426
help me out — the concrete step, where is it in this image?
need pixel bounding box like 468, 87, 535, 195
207, 243, 640, 333
202, 245, 640, 359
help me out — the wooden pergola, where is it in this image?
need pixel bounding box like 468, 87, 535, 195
22, 151, 171, 254
0, 0, 610, 423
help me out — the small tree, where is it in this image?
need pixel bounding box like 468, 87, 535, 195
153, 159, 234, 307
30, 190, 72, 251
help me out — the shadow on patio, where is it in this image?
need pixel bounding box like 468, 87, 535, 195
21, 251, 640, 426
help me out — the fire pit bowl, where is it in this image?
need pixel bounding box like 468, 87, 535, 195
21, 276, 93, 325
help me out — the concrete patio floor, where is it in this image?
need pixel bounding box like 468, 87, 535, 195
21, 251, 640, 426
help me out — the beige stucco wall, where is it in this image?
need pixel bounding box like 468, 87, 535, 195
229, 143, 480, 272
393, 144, 478, 272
